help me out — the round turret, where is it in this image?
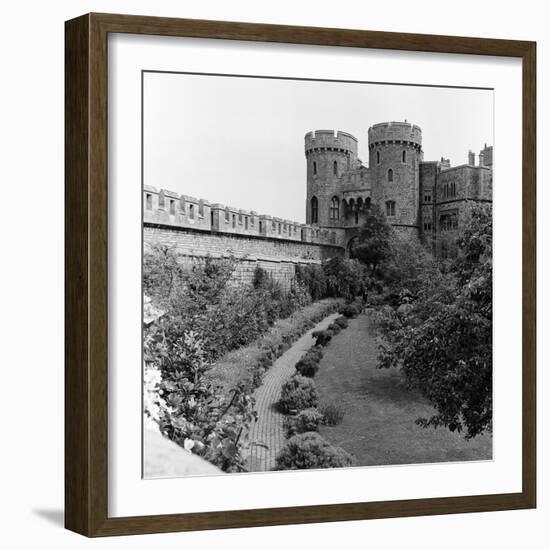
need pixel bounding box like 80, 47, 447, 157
304, 130, 358, 227
367, 122, 422, 234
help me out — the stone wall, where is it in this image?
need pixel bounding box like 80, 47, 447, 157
144, 223, 344, 289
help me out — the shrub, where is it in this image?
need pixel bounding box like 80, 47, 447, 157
340, 301, 363, 318
284, 408, 324, 437
323, 257, 368, 301
295, 264, 328, 301
334, 316, 349, 329
274, 432, 355, 470
312, 329, 332, 347
320, 402, 346, 426
295, 356, 319, 377
279, 375, 319, 413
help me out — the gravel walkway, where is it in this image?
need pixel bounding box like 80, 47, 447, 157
246, 312, 340, 472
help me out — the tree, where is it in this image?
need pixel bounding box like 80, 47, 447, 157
353, 205, 393, 275
377, 204, 493, 439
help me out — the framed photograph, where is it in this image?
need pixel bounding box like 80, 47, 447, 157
65, 13, 536, 537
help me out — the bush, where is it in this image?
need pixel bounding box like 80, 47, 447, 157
274, 432, 355, 470
284, 408, 324, 437
334, 316, 349, 329
320, 402, 346, 426
295, 264, 328, 301
295, 356, 320, 377
312, 329, 332, 347
340, 301, 363, 318
279, 375, 319, 413
323, 257, 368, 301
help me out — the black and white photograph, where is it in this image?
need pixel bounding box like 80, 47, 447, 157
142, 72, 494, 478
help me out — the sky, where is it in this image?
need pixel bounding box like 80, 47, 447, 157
143, 72, 493, 224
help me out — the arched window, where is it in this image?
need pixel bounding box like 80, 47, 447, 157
376, 151, 380, 164
365, 197, 371, 209
310, 196, 318, 224
333, 160, 338, 176
388, 168, 394, 182
330, 196, 340, 221
402, 150, 406, 163
145, 193, 152, 210
354, 210, 359, 225
313, 161, 317, 175
385, 200, 396, 217
189, 204, 195, 219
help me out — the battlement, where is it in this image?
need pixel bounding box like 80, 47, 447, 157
304, 130, 358, 156
143, 186, 338, 246
368, 121, 422, 148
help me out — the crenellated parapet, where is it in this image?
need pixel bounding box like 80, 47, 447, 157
143, 186, 338, 246
368, 121, 422, 150
304, 130, 358, 157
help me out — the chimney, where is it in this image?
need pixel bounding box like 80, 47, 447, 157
468, 150, 475, 165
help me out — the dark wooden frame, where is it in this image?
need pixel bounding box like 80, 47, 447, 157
65, 12, 536, 537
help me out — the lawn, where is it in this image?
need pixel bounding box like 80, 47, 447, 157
315, 312, 492, 466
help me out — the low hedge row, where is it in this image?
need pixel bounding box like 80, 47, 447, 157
275, 313, 356, 470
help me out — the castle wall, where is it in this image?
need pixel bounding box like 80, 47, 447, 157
144, 224, 343, 289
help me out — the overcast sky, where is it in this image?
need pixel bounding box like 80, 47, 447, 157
143, 72, 493, 224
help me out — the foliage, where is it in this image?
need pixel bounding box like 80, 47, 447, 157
295, 263, 328, 301
334, 316, 349, 329
320, 401, 346, 426
376, 204, 493, 439
284, 408, 325, 437
323, 257, 368, 301
274, 432, 355, 470
312, 329, 332, 347
340, 301, 363, 318
353, 205, 394, 275
279, 375, 319, 413
145, 328, 256, 472
206, 299, 343, 394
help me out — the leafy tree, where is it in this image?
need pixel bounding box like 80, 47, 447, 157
353, 205, 393, 275
377, 204, 493, 439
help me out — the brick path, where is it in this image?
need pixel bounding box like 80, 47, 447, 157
246, 312, 340, 472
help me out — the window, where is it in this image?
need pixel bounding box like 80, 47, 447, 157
145, 193, 152, 210
313, 161, 317, 175
310, 196, 318, 224
232, 214, 236, 228
333, 160, 338, 176
278, 223, 281, 234
402, 150, 406, 163
423, 221, 432, 231
385, 200, 396, 217
245, 216, 249, 230
329, 196, 340, 221
440, 213, 458, 232
354, 210, 359, 225
259, 221, 263, 233
376, 151, 380, 164
189, 204, 195, 219
169, 199, 176, 215
387, 168, 394, 183
424, 190, 432, 202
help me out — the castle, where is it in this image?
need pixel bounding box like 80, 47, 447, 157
143, 121, 492, 285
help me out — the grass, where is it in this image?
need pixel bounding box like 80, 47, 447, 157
315, 313, 492, 466
206, 298, 343, 394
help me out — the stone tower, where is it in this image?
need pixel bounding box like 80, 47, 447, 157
304, 130, 358, 227
368, 121, 422, 236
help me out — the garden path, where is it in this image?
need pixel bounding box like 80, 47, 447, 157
246, 312, 340, 472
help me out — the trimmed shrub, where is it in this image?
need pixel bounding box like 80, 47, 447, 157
320, 402, 346, 426
295, 356, 319, 377
274, 432, 355, 470
334, 316, 349, 329
279, 375, 319, 413
284, 408, 324, 437
340, 301, 363, 319
312, 329, 332, 347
